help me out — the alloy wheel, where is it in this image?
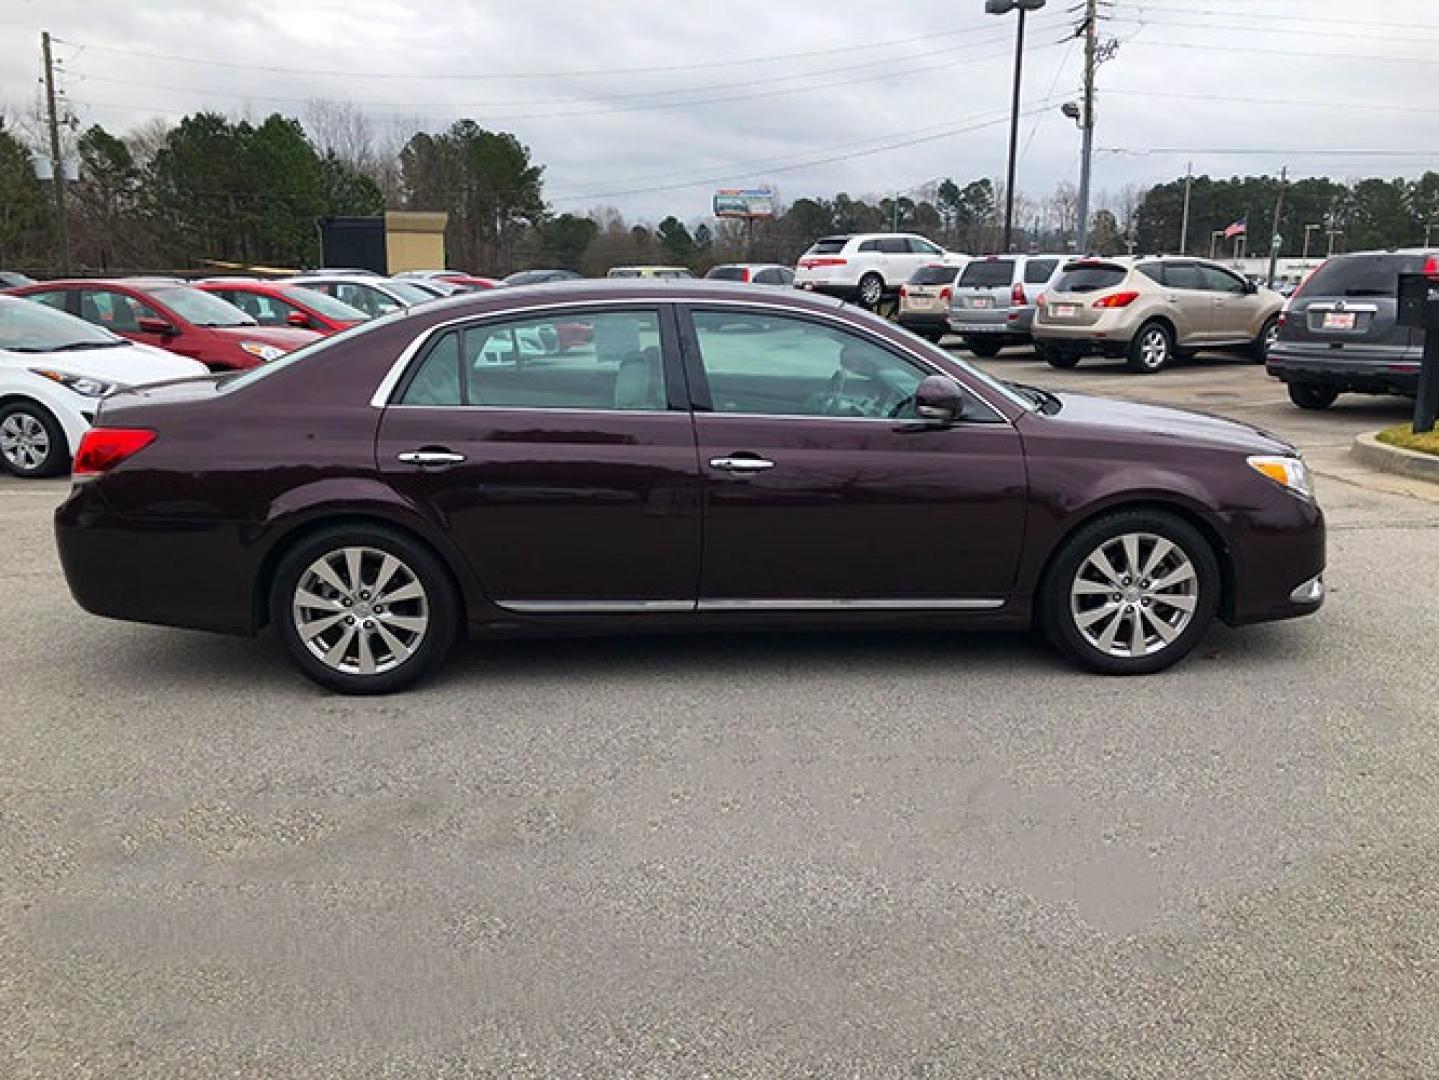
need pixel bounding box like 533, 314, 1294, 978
292, 545, 430, 676
1264, 321, 1279, 353
0, 411, 50, 473
1138, 328, 1169, 369
1069, 532, 1198, 659
859, 275, 882, 307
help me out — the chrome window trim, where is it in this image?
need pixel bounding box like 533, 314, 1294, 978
496, 598, 1005, 614
367, 296, 1020, 421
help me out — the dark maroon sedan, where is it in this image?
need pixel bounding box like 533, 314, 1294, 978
55, 281, 1325, 693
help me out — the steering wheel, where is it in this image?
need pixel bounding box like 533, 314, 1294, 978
886, 393, 917, 419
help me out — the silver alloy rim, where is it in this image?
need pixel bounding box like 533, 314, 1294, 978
0, 412, 50, 472
860, 277, 881, 305
1264, 321, 1278, 352
292, 546, 429, 676
1139, 328, 1168, 368
1070, 532, 1198, 659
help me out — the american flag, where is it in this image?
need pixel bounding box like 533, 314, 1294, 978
1224, 218, 1247, 239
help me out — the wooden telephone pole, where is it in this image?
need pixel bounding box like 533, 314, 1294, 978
41, 31, 71, 273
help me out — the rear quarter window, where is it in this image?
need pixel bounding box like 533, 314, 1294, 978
1300, 253, 1424, 298
958, 260, 1015, 287
1053, 263, 1127, 293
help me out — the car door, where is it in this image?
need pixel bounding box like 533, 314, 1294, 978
376, 304, 703, 610
679, 305, 1027, 607
1198, 264, 1263, 342
1154, 262, 1213, 346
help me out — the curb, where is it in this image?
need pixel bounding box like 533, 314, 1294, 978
1351, 432, 1439, 483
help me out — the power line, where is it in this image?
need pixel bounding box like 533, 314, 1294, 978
1110, 2, 1431, 33
1105, 87, 1439, 118
1099, 147, 1439, 157
1118, 36, 1439, 67
1106, 12, 1439, 47
54, 21, 1043, 81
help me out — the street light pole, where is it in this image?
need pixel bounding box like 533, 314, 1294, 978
987, 0, 1047, 253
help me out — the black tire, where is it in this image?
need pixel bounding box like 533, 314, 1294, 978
1288, 382, 1339, 411
1250, 315, 1278, 363
1040, 347, 1081, 369
1126, 321, 1175, 374
964, 338, 1004, 358
1040, 508, 1220, 676
0, 400, 69, 478
857, 273, 884, 309
270, 523, 460, 694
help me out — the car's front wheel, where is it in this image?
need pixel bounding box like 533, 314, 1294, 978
0, 400, 69, 478
1041, 509, 1219, 675
1288, 382, 1339, 411
271, 524, 459, 694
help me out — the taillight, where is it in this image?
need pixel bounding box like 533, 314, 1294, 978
1035, 293, 1046, 308
898, 284, 908, 298
939, 286, 952, 301
72, 427, 155, 478
1092, 291, 1140, 309
740, 268, 751, 282
1424, 255, 1439, 278
1011, 281, 1026, 306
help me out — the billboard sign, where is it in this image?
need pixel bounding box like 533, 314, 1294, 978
713, 188, 775, 219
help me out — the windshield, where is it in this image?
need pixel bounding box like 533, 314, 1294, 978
150, 286, 256, 327
280, 287, 368, 321
0, 295, 128, 352
1300, 253, 1424, 298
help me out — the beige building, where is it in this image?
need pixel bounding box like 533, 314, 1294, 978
384, 211, 449, 273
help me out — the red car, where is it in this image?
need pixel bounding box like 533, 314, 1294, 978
7, 278, 320, 371
196, 279, 368, 335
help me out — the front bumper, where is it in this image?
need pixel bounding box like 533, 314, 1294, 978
1222, 493, 1326, 627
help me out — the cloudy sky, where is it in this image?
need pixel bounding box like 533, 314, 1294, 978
3, 0, 1437, 223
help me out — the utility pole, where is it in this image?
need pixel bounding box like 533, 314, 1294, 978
41, 31, 70, 273
1075, 0, 1098, 253
1178, 161, 1193, 255
1265, 166, 1287, 288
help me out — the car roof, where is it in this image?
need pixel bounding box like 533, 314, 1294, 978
288, 273, 396, 284
403, 276, 846, 312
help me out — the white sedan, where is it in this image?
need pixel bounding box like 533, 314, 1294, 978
0, 295, 209, 478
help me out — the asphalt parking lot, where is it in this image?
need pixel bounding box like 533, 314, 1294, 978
4, 348, 1439, 1077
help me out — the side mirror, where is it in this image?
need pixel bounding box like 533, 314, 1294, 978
137, 316, 176, 335
915, 374, 966, 424
285, 310, 312, 329
1244, 278, 1259, 294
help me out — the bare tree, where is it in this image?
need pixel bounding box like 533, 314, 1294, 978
123, 117, 172, 168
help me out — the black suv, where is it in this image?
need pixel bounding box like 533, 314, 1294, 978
1267, 249, 1435, 410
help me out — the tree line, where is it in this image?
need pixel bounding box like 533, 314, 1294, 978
2, 105, 1436, 277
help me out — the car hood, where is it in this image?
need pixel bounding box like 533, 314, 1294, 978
1024, 390, 1295, 456
1, 341, 210, 385
205, 326, 321, 350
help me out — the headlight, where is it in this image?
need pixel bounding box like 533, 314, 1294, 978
240, 342, 285, 362
30, 368, 123, 398
1247, 454, 1313, 500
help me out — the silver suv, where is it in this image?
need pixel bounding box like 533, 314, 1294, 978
1032, 257, 1284, 373
947, 254, 1066, 357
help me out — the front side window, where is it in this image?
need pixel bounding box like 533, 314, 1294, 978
1198, 265, 1247, 293
399, 309, 666, 411
1162, 263, 1205, 291
26, 290, 71, 312
690, 309, 926, 419
857, 239, 882, 253
78, 289, 162, 332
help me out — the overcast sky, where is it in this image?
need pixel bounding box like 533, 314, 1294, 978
3, 0, 1437, 224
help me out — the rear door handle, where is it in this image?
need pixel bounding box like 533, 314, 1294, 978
397, 449, 467, 466
709, 455, 775, 472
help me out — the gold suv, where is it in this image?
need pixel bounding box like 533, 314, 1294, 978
1033, 257, 1284, 373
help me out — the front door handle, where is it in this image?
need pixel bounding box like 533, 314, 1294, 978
397, 449, 467, 466
709, 454, 775, 472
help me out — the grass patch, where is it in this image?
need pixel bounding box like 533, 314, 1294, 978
1377, 423, 1439, 456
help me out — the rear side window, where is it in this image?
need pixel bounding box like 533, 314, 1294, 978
1053, 263, 1127, 293
1137, 263, 1164, 283
399, 331, 463, 406
809, 237, 849, 255
706, 266, 747, 281
958, 260, 1015, 287
1023, 258, 1059, 284
909, 265, 960, 286
877, 237, 909, 254
1300, 253, 1423, 298
857, 239, 882, 253
1161, 263, 1204, 290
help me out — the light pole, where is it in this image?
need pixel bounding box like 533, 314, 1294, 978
1210, 229, 1224, 260
986, 0, 1047, 252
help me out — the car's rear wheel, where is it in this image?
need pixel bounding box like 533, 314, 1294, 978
1041, 509, 1219, 675
857, 273, 884, 308
964, 338, 1003, 358
1126, 321, 1174, 373
1250, 315, 1279, 362
0, 401, 68, 478
1288, 382, 1339, 411
271, 524, 459, 694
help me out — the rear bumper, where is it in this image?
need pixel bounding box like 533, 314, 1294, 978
948, 307, 1035, 339
1266, 350, 1420, 395
55, 482, 257, 635
897, 312, 950, 333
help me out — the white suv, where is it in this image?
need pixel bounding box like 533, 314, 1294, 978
794, 233, 953, 307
